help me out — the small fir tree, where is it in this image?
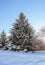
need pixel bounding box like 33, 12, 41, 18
0, 30, 7, 46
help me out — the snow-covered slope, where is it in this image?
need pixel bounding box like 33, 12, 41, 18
0, 50, 45, 65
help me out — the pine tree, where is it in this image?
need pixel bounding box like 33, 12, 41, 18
9, 13, 36, 51
0, 30, 7, 46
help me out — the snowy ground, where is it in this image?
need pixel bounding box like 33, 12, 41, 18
0, 50, 45, 65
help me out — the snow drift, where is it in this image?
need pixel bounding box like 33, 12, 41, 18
0, 50, 45, 65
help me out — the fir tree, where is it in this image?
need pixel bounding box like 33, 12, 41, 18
0, 30, 7, 46
9, 13, 36, 51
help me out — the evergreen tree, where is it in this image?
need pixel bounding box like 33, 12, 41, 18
9, 13, 36, 51
0, 30, 7, 46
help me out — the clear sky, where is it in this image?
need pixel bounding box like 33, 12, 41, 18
0, 0, 45, 35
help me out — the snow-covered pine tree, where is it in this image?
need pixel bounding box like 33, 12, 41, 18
9, 13, 36, 51
0, 30, 7, 47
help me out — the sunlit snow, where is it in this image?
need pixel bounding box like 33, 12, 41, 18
0, 50, 45, 65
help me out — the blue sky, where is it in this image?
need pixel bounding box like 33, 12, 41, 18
0, 0, 45, 35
